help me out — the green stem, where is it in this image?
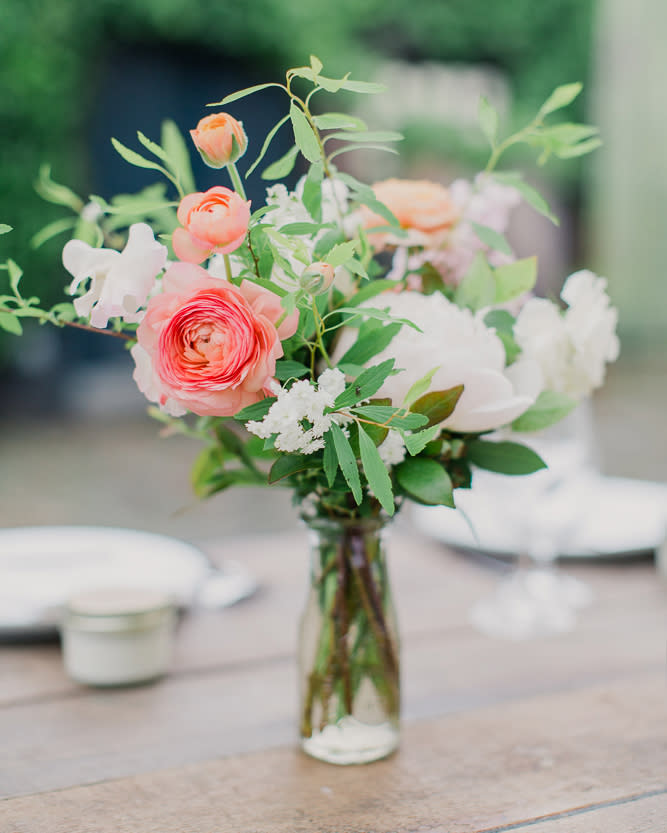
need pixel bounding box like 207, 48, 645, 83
227, 162, 247, 200
223, 254, 233, 281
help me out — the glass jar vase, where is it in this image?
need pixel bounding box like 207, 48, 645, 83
298, 514, 400, 764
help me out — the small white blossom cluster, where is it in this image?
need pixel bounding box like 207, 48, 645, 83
514, 270, 620, 398
247, 368, 348, 454
377, 430, 407, 466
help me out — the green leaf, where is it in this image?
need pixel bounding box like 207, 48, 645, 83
511, 390, 577, 433
338, 79, 387, 94
30, 217, 77, 249
268, 454, 313, 484
478, 96, 499, 147
358, 426, 395, 515
404, 425, 442, 456
410, 386, 464, 427
337, 321, 402, 366
471, 222, 512, 256
491, 172, 559, 226
310, 54, 323, 75
323, 435, 338, 487
211, 82, 286, 106
402, 366, 440, 409
34, 164, 83, 212
322, 240, 357, 268
484, 309, 521, 364
352, 405, 427, 431
330, 422, 362, 504
313, 113, 368, 131
0, 224, 12, 235
234, 397, 276, 422
261, 146, 298, 180
538, 82, 583, 118
290, 102, 321, 164
555, 137, 602, 159
467, 440, 547, 475
328, 143, 399, 161
333, 359, 395, 409
111, 138, 170, 176
493, 256, 537, 303
301, 161, 324, 221
161, 119, 196, 193
0, 312, 22, 335
7, 259, 22, 293
395, 458, 454, 507
274, 360, 310, 381
455, 252, 495, 311
325, 130, 403, 143
245, 114, 290, 178
137, 130, 169, 162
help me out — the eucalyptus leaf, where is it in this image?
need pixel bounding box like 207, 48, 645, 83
493, 256, 537, 303
491, 173, 559, 226
511, 391, 577, 432
467, 440, 547, 475
313, 113, 368, 131
358, 425, 395, 515
161, 120, 196, 193
455, 252, 495, 311
211, 82, 285, 106
538, 82, 583, 118
471, 222, 512, 256
478, 96, 499, 147
330, 422, 362, 504
352, 405, 427, 431
111, 138, 170, 177
261, 146, 298, 180
245, 114, 290, 178
290, 102, 321, 164
395, 458, 454, 507
30, 217, 77, 249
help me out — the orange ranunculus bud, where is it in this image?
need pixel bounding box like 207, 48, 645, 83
299, 262, 335, 295
190, 113, 248, 168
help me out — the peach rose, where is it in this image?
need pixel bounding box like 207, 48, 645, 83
190, 112, 248, 168
361, 178, 459, 249
131, 262, 299, 417
172, 186, 251, 264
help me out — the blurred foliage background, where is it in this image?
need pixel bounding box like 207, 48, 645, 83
1, 0, 593, 302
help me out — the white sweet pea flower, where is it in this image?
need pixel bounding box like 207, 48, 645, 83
63, 223, 168, 328
514, 270, 619, 398
333, 291, 541, 433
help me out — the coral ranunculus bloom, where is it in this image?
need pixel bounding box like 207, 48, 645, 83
131, 262, 298, 417
361, 178, 460, 249
190, 112, 248, 168
172, 186, 251, 264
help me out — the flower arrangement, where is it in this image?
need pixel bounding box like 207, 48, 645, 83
0, 57, 619, 763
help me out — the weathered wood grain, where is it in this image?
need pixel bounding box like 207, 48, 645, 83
2, 675, 665, 833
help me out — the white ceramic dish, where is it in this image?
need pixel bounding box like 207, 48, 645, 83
0, 526, 256, 639
413, 475, 667, 560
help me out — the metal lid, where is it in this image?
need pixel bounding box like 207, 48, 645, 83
63, 587, 176, 633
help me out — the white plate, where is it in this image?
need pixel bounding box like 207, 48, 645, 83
0, 526, 255, 639
413, 476, 667, 559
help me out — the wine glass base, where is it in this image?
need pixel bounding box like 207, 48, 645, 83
470, 568, 591, 640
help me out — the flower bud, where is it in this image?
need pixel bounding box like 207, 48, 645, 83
299, 262, 335, 295
190, 113, 247, 168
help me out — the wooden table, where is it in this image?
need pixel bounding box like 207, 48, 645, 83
2, 525, 666, 832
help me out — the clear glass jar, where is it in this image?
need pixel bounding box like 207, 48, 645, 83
298, 515, 400, 765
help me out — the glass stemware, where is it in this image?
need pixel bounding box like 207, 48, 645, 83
470, 401, 597, 639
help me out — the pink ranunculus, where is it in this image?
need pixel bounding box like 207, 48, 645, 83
190, 113, 247, 168
172, 186, 251, 264
132, 262, 299, 417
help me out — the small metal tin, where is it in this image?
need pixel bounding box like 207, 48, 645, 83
61, 588, 177, 687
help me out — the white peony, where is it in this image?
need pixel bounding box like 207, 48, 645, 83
514, 270, 619, 398
334, 291, 541, 433
63, 223, 167, 328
